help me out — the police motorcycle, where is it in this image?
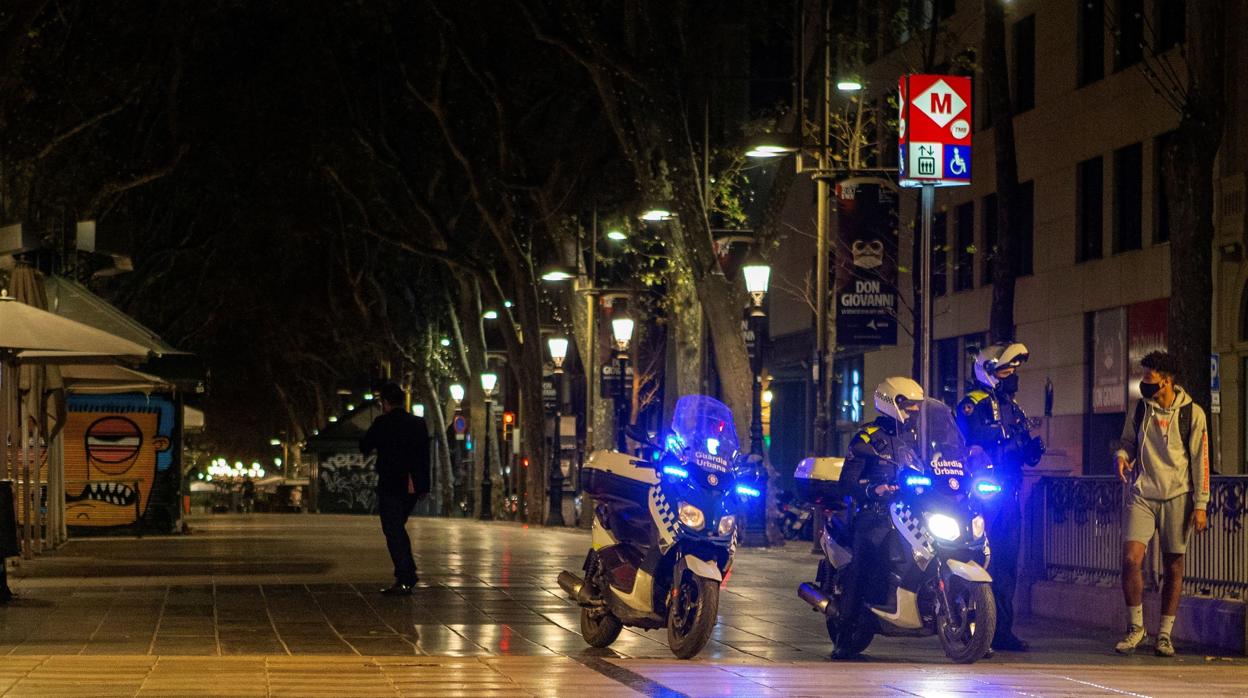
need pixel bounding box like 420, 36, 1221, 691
557, 395, 763, 659
795, 399, 997, 663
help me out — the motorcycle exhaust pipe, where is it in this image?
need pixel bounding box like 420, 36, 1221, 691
798, 582, 831, 614
558, 571, 585, 599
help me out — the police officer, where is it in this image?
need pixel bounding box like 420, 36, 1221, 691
957, 343, 1044, 652
835, 377, 924, 658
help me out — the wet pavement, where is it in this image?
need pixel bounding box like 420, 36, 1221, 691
0, 514, 1243, 696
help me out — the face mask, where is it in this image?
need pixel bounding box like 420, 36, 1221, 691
1139, 380, 1162, 400
997, 374, 1019, 394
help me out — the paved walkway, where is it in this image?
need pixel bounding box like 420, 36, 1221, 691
0, 515, 1241, 696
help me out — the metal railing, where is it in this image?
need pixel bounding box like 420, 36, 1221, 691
1037, 475, 1248, 600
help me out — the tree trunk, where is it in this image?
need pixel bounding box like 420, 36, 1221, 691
983, 0, 1022, 344
1164, 1, 1226, 413
455, 278, 488, 517
419, 372, 456, 515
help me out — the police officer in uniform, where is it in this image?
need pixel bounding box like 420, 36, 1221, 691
835, 377, 924, 658
957, 343, 1044, 652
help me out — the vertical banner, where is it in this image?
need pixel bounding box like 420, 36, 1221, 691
1127, 298, 1168, 400
835, 177, 899, 346
1092, 307, 1127, 413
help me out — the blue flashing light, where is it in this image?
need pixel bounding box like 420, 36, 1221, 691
905, 475, 932, 487
665, 433, 685, 454
663, 465, 689, 479
975, 481, 1002, 495
735, 484, 761, 497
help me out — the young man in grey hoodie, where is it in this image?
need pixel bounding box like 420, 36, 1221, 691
1114, 351, 1210, 657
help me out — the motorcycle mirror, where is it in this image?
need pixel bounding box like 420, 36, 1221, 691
625, 424, 659, 449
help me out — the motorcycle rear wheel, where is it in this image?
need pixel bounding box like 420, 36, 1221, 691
667, 572, 719, 659
827, 615, 875, 659
937, 578, 996, 664
580, 607, 623, 647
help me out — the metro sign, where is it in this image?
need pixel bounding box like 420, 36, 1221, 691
899, 74, 972, 187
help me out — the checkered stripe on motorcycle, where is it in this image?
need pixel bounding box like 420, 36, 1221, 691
893, 503, 935, 550
651, 486, 678, 531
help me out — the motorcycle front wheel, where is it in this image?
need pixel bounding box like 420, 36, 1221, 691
666, 571, 719, 659
937, 577, 996, 664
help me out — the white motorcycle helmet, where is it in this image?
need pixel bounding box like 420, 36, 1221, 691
973, 342, 1030, 389
874, 376, 925, 425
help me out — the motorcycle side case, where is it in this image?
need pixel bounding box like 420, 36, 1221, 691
794, 456, 849, 506
583, 450, 658, 507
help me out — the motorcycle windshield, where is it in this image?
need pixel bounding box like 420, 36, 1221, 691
669, 395, 739, 472
899, 399, 970, 488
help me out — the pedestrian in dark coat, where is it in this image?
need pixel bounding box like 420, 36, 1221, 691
360, 382, 431, 595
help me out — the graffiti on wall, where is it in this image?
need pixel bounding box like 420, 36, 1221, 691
318, 452, 378, 514
65, 394, 175, 527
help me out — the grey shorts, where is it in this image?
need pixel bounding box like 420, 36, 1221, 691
1124, 494, 1193, 555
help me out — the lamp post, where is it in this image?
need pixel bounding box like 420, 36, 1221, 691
611, 312, 635, 452
545, 336, 569, 526
479, 372, 498, 521
742, 254, 771, 456
745, 4, 887, 457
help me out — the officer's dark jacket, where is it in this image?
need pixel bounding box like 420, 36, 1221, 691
956, 383, 1030, 475
360, 409, 432, 496
840, 416, 914, 503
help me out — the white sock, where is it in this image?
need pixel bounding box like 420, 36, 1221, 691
1160, 615, 1175, 637
1129, 605, 1144, 628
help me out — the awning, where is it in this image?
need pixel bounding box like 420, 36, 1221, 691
59, 364, 172, 393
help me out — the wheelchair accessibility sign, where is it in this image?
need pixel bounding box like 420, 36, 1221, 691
944, 145, 970, 181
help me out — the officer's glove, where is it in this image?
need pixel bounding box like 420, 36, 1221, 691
1023, 436, 1045, 467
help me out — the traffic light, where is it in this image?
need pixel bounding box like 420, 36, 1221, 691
502, 411, 515, 441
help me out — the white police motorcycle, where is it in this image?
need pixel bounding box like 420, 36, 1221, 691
795, 399, 998, 663
557, 395, 762, 659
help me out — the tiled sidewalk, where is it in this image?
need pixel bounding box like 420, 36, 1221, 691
0, 515, 1243, 696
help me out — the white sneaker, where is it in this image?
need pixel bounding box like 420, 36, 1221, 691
1115, 624, 1147, 654
1155, 634, 1175, 657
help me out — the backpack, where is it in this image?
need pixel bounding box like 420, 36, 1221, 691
1131, 399, 1193, 464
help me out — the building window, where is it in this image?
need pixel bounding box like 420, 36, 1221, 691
983, 194, 998, 281
954, 201, 975, 291
1017, 181, 1035, 275
935, 333, 987, 408
1114, 143, 1144, 252
1079, 0, 1106, 87
933, 211, 948, 297
834, 355, 865, 427
1154, 130, 1176, 243
1115, 0, 1145, 70
1013, 14, 1036, 113
1240, 283, 1248, 341
1156, 0, 1185, 51
1077, 156, 1105, 262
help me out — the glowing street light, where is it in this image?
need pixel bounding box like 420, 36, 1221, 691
480, 372, 499, 395
611, 313, 635, 356
482, 309, 499, 320
742, 253, 772, 318
547, 336, 569, 374
640, 209, 673, 222
449, 383, 466, 403
606, 229, 627, 241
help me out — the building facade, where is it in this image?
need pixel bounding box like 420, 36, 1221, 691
765, 0, 1247, 478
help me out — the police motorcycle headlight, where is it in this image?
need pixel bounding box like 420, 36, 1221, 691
677, 502, 706, 531
717, 515, 736, 536
925, 513, 962, 542
971, 514, 985, 539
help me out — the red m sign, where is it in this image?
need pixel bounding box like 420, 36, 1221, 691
930, 92, 952, 114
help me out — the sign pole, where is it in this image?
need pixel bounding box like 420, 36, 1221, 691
920, 183, 934, 459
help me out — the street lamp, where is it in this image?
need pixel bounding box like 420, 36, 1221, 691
540, 264, 576, 282
639, 209, 673, 222
482, 309, 499, 320
545, 336, 569, 526
742, 253, 770, 457
449, 383, 466, 403
611, 312, 635, 452
606, 229, 627, 241
479, 372, 498, 520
